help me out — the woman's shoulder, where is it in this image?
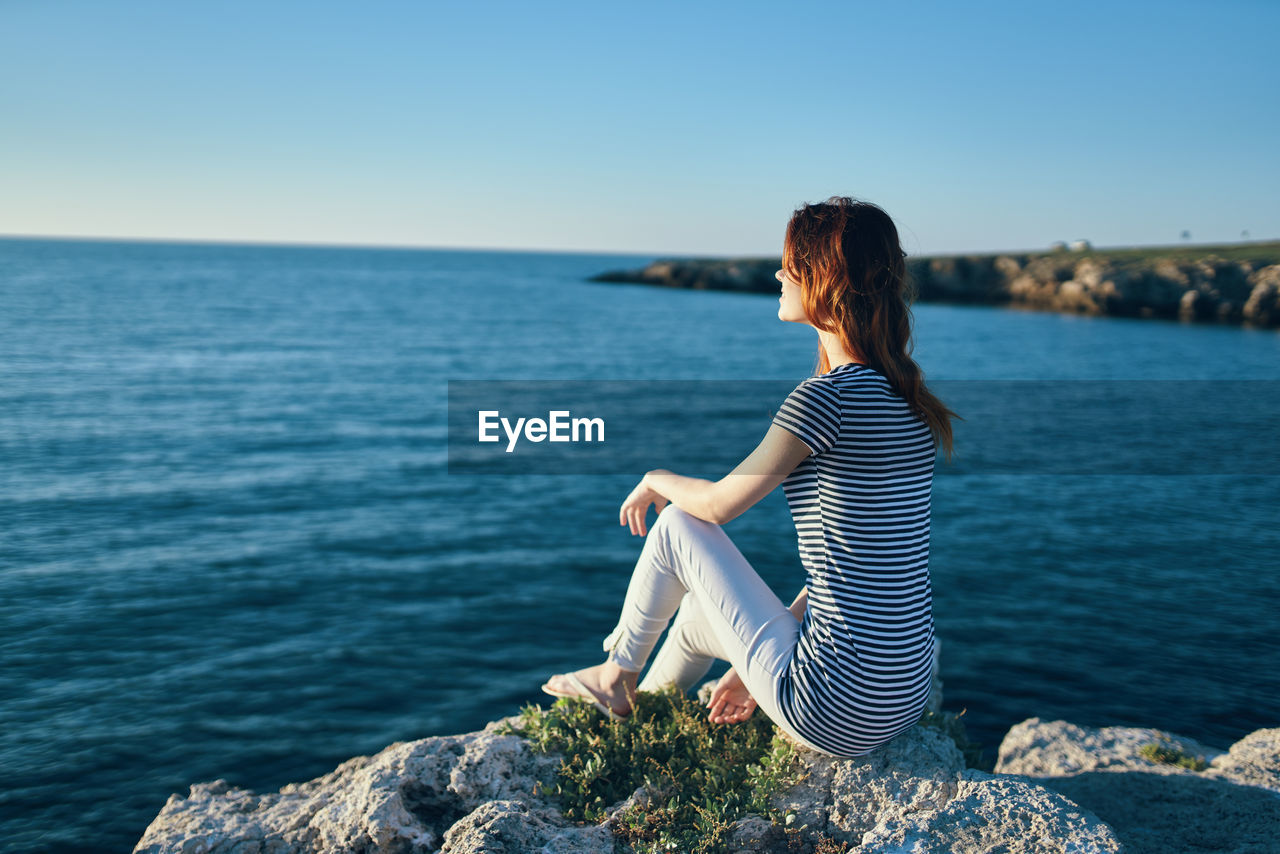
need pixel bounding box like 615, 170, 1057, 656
820, 366, 921, 421
823, 361, 885, 381
824, 363, 900, 393
787, 372, 844, 405
805, 364, 889, 401
785, 363, 903, 415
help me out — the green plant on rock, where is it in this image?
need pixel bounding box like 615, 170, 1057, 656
1138, 738, 1208, 771
495, 685, 815, 854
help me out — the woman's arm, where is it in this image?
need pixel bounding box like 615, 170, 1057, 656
707, 586, 808, 724
706, 588, 803, 722
640, 424, 813, 527
639, 470, 716, 522
788, 586, 808, 622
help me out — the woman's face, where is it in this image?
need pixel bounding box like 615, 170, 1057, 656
775, 267, 808, 325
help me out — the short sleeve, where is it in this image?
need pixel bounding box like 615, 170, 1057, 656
771, 377, 842, 456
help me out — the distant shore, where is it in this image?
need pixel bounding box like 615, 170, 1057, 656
591, 241, 1280, 328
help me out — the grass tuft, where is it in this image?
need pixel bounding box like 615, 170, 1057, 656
1138, 738, 1208, 771
495, 685, 821, 853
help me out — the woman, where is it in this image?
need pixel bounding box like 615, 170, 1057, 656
542, 196, 958, 758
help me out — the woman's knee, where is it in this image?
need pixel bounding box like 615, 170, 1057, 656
653, 504, 707, 538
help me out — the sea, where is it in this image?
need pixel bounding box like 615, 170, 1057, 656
1, 237, 1277, 853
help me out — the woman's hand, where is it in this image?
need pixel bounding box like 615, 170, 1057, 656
619, 472, 670, 536
706, 667, 758, 724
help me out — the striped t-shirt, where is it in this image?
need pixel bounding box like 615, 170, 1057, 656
770, 361, 937, 757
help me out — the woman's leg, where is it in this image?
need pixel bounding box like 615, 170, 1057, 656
600, 505, 822, 749
637, 591, 725, 693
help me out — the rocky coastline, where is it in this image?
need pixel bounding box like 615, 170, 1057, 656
590, 242, 1280, 328
134, 658, 1280, 854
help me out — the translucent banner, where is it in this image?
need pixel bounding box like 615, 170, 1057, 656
447, 380, 1280, 475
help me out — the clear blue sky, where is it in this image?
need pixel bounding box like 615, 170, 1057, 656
2, 0, 1276, 256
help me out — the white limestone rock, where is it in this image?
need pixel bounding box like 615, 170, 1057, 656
996, 717, 1223, 777
438, 800, 612, 854
135, 633, 1129, 854
758, 723, 1121, 853
858, 771, 1122, 854
133, 716, 564, 854
995, 718, 1280, 854
1204, 727, 1280, 793
789, 724, 967, 840
136, 706, 1127, 854
1244, 264, 1280, 326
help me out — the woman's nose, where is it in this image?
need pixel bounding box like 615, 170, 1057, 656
775, 270, 785, 283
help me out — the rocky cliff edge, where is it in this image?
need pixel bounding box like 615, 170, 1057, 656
134, 679, 1280, 854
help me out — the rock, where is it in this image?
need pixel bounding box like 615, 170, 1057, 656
1033, 771, 1280, 854
858, 771, 1122, 854
994, 254, 1023, 278
133, 716, 570, 854
134, 637, 1122, 854
915, 255, 1006, 303
1244, 264, 1280, 326
592, 245, 1280, 327
724, 813, 785, 852
763, 722, 1120, 852
996, 717, 1223, 777
1180, 287, 1205, 320
439, 800, 611, 854
1152, 258, 1192, 290
137, 704, 1120, 854
925, 640, 943, 716
598, 785, 650, 832
996, 718, 1280, 854
136, 686, 1275, 854
590, 257, 779, 293
1204, 727, 1280, 793
824, 726, 967, 839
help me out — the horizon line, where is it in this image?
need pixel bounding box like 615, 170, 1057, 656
1, 230, 1276, 260
0, 232, 672, 259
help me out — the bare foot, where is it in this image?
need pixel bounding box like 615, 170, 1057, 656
541, 661, 638, 717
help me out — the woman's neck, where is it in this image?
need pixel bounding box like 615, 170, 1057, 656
818, 329, 863, 367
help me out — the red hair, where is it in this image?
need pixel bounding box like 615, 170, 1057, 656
784, 196, 959, 461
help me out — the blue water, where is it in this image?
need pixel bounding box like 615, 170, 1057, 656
1, 238, 1277, 853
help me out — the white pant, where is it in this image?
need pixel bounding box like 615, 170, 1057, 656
601, 504, 829, 754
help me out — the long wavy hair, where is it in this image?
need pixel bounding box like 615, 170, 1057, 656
783, 196, 959, 462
